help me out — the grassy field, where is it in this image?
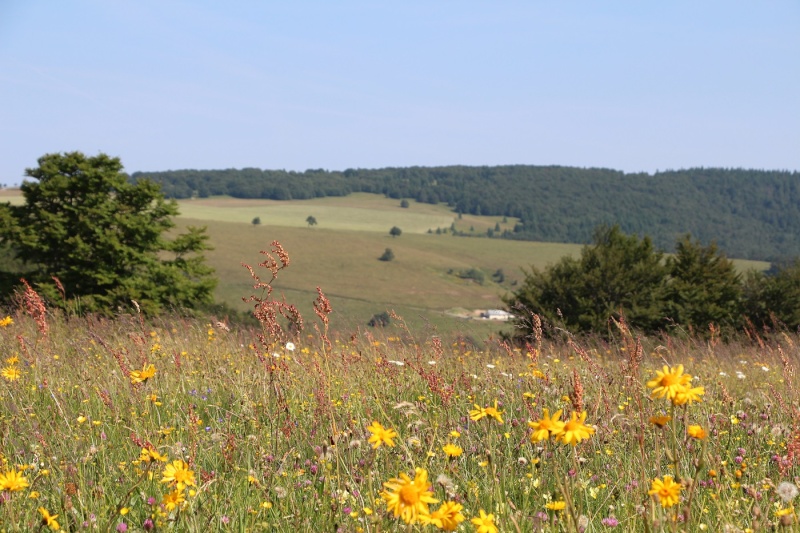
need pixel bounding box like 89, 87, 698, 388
173, 195, 768, 335
0, 189, 771, 336
1, 299, 798, 532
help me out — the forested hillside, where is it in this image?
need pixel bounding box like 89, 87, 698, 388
131, 166, 800, 261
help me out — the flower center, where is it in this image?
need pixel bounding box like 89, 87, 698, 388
399, 485, 420, 505
660, 374, 681, 386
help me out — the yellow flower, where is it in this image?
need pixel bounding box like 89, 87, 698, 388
0, 316, 13, 327
420, 501, 466, 531
672, 384, 705, 406
471, 509, 499, 533
649, 475, 682, 508
0, 468, 29, 492
139, 447, 168, 463
528, 408, 566, 442
5, 355, 19, 364
649, 415, 672, 427
687, 425, 707, 440
546, 500, 566, 511
38, 507, 60, 530
163, 489, 186, 511
367, 421, 398, 449
381, 467, 439, 525
470, 400, 504, 424
647, 365, 692, 400
442, 443, 463, 458
558, 411, 595, 446
76, 416, 87, 424
161, 459, 196, 490
130, 363, 156, 384
1, 365, 21, 381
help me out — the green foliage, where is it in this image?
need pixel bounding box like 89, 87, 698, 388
133, 165, 800, 260
378, 248, 395, 262
305, 215, 317, 227
664, 235, 743, 332
449, 267, 486, 285
507, 225, 800, 337
389, 226, 402, 238
400, 199, 409, 208
251, 216, 261, 225
506, 225, 669, 335
0, 152, 216, 314
742, 260, 800, 331
367, 310, 391, 327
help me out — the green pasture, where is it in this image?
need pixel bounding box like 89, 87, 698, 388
177, 193, 457, 234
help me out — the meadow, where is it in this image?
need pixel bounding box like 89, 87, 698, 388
0, 244, 798, 532
169, 194, 768, 336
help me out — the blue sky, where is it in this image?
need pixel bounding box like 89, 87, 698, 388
1, 1, 798, 185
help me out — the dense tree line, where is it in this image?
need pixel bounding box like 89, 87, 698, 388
131, 165, 800, 261
504, 225, 800, 339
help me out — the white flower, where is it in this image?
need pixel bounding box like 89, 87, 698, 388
272, 353, 280, 358
427, 361, 437, 365
486, 364, 496, 369
762, 366, 770, 371
777, 481, 799, 503
388, 360, 404, 366
736, 371, 746, 379
285, 342, 295, 352
719, 372, 728, 377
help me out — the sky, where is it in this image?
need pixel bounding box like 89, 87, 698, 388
1, 1, 798, 185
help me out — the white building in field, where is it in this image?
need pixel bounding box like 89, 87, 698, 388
481, 309, 513, 321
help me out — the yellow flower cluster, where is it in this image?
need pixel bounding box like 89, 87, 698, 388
1, 355, 21, 382
646, 364, 704, 406
381, 467, 494, 531
528, 409, 595, 446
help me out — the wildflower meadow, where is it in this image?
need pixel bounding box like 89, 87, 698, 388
1, 242, 799, 532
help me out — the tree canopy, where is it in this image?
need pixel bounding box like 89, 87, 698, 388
0, 152, 217, 314
505, 225, 800, 338
132, 165, 800, 261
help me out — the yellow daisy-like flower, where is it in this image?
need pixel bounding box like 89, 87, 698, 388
163, 489, 186, 511
5, 355, 19, 364
546, 500, 566, 511
420, 501, 466, 531
672, 384, 705, 406
442, 443, 463, 458
1, 365, 21, 381
130, 363, 156, 384
0, 468, 29, 492
367, 421, 398, 449
648, 415, 672, 427
647, 365, 692, 400
528, 408, 566, 442
649, 475, 682, 508
470, 400, 504, 424
381, 467, 439, 525
161, 459, 196, 490
687, 425, 707, 440
139, 447, 168, 463
470, 509, 499, 533
38, 507, 60, 531
558, 411, 595, 446
0, 316, 13, 327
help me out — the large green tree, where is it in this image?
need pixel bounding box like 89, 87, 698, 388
663, 236, 743, 332
0, 152, 217, 314
742, 260, 800, 331
505, 225, 668, 336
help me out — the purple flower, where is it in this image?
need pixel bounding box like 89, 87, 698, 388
116, 523, 128, 532
143, 518, 155, 531
147, 497, 157, 506
221, 515, 230, 524
602, 517, 619, 527
343, 507, 352, 514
